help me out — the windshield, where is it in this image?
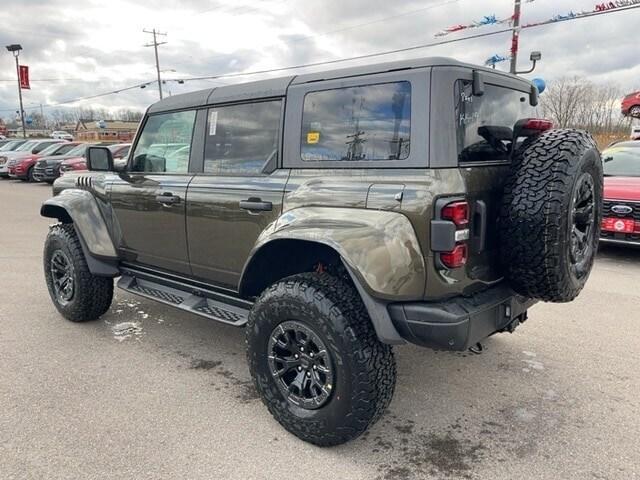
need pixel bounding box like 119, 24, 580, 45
16, 141, 37, 152
603, 148, 640, 177
0, 141, 24, 151
65, 144, 88, 157
39, 143, 68, 156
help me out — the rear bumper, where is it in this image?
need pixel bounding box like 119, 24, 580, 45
600, 236, 640, 247
388, 284, 535, 350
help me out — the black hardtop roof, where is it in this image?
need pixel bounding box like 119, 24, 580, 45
148, 56, 531, 113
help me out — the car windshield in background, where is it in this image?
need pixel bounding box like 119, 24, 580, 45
16, 141, 37, 152
603, 148, 640, 177
65, 144, 88, 157
0, 141, 24, 151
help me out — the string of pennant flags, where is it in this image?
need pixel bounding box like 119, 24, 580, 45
435, 0, 640, 37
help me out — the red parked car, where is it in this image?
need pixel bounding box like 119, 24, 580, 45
59, 143, 130, 174
600, 142, 640, 246
621, 91, 640, 117
8, 142, 79, 182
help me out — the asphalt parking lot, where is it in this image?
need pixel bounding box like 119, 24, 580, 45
1, 179, 639, 480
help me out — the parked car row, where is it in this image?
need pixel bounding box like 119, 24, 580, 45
0, 139, 130, 183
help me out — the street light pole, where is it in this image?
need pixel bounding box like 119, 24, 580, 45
6, 44, 26, 138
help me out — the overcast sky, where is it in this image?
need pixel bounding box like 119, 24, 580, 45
0, 0, 638, 119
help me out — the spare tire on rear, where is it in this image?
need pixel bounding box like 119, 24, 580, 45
499, 129, 603, 302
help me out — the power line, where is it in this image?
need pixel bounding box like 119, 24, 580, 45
173, 3, 640, 83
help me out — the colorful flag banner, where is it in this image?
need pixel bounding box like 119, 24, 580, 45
484, 54, 511, 66
434, 0, 640, 37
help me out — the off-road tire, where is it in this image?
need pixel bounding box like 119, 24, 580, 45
44, 224, 113, 322
246, 272, 396, 446
499, 129, 603, 302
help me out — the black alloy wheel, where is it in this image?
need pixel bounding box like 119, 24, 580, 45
569, 172, 596, 280
268, 320, 334, 410
50, 250, 75, 304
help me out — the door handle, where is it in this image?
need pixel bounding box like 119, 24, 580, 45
155, 192, 180, 205
239, 198, 272, 212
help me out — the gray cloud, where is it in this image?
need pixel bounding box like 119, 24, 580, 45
1, 0, 639, 120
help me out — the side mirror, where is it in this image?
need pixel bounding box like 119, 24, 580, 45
472, 70, 485, 97
86, 147, 114, 171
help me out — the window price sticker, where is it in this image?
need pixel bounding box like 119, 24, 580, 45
209, 111, 218, 136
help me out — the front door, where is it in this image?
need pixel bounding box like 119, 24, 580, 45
186, 100, 287, 289
110, 109, 197, 275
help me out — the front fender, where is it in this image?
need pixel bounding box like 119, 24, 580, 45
247, 207, 426, 301
41, 188, 117, 259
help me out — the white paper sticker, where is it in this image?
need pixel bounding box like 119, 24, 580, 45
209, 111, 218, 136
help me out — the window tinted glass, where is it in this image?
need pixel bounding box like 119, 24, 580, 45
204, 100, 281, 175
455, 80, 535, 163
301, 82, 411, 162
132, 110, 196, 173
603, 148, 640, 177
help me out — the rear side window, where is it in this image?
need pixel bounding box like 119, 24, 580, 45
301, 82, 411, 162
204, 100, 281, 175
455, 80, 535, 163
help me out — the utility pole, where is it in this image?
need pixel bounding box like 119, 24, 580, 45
143, 29, 167, 100
509, 0, 522, 74
5, 44, 26, 138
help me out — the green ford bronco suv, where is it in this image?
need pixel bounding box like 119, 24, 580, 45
41, 57, 603, 446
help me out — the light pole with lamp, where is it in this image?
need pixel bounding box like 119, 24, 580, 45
5, 44, 26, 139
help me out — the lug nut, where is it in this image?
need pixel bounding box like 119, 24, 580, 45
297, 366, 302, 372
294, 354, 299, 359
306, 371, 311, 377
312, 365, 317, 370
300, 347, 304, 352
309, 352, 314, 358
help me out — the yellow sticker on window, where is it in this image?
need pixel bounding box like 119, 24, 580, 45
307, 132, 320, 144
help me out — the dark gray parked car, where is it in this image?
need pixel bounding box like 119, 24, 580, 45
40, 57, 603, 446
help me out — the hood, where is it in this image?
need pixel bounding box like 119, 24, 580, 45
61, 156, 85, 165
604, 176, 640, 202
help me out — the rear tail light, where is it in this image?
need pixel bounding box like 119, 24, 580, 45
513, 118, 553, 138
441, 201, 469, 226
435, 199, 470, 269
440, 244, 467, 269
523, 118, 553, 132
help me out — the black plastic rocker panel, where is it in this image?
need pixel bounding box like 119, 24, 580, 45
117, 274, 249, 327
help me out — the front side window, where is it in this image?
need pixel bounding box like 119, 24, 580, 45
301, 82, 411, 162
455, 80, 535, 163
132, 110, 196, 173
204, 100, 281, 175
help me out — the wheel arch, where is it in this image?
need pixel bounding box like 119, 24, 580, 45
41, 189, 119, 277
239, 237, 407, 345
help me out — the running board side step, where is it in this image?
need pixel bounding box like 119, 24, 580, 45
117, 274, 249, 327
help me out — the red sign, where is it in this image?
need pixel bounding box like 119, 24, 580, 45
19, 65, 30, 89
602, 217, 636, 233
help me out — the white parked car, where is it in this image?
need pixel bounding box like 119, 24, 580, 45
51, 131, 74, 141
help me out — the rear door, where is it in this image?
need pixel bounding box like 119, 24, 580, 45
186, 99, 287, 289
110, 109, 197, 275
436, 69, 537, 282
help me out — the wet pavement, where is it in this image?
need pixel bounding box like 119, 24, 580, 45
1, 180, 639, 480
